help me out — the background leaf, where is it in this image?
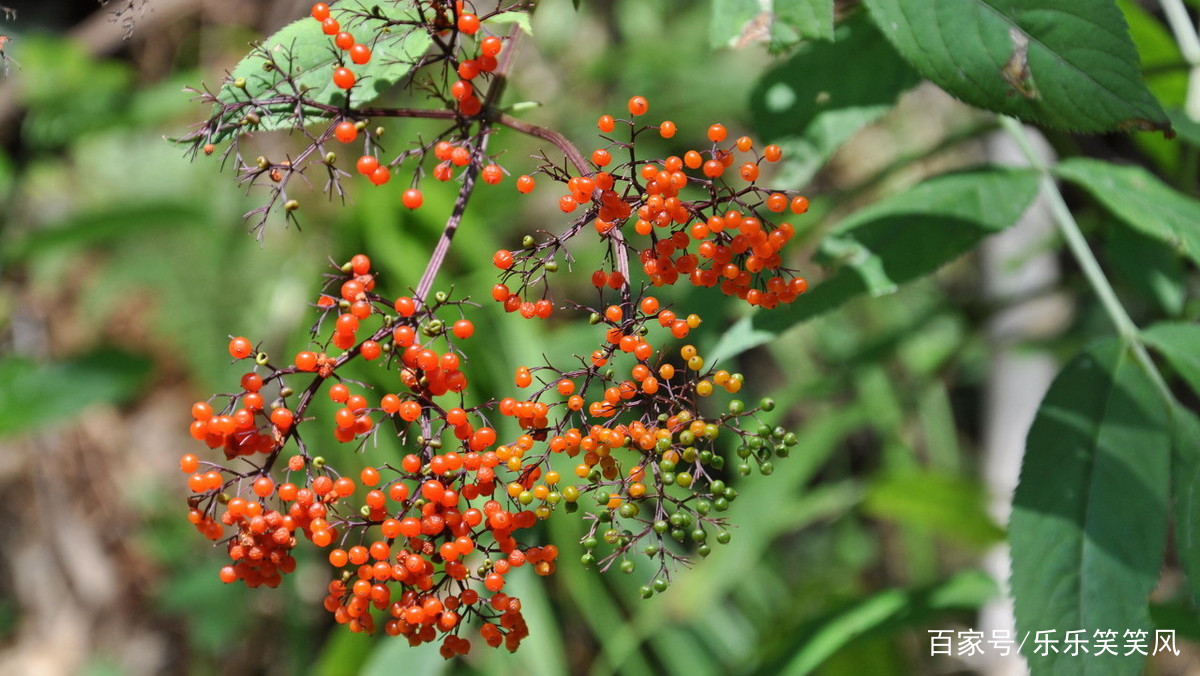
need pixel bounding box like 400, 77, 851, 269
862, 0, 1170, 133
1143, 323, 1200, 396
1056, 158, 1200, 267
1170, 407, 1200, 603
1010, 340, 1169, 676
773, 0, 836, 45
750, 14, 920, 186
0, 350, 153, 437
863, 471, 1005, 547
753, 570, 998, 675
712, 169, 1039, 360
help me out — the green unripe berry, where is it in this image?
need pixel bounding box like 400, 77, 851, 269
619, 560, 635, 574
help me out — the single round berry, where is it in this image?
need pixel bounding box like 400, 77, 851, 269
332, 67, 356, 90
334, 31, 355, 50
402, 188, 423, 209
228, 337, 253, 359
356, 155, 378, 175
598, 114, 615, 133
493, 250, 515, 270
481, 164, 503, 185
311, 3, 330, 21
334, 121, 357, 143
321, 17, 340, 35
707, 123, 727, 143
457, 13, 480, 34
349, 44, 371, 65
627, 95, 649, 116
369, 165, 391, 186
659, 120, 677, 138
480, 36, 503, 58
515, 175, 535, 193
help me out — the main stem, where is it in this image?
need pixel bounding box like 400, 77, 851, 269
999, 116, 1174, 405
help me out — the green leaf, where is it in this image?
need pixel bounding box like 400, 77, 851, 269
209, 3, 433, 143
0, 350, 153, 437
1010, 340, 1169, 676
710, 0, 761, 48
1170, 406, 1200, 603
757, 570, 997, 675
711, 169, 1039, 361
1103, 220, 1186, 317
774, 0, 835, 44
750, 15, 921, 185
4, 202, 205, 262
862, 0, 1171, 134
1143, 322, 1200, 396
1056, 157, 1200, 267
863, 471, 1005, 547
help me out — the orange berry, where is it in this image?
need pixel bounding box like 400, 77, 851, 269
627, 95, 649, 116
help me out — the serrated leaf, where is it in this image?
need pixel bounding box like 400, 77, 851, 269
1056, 157, 1200, 267
0, 350, 153, 437
711, 169, 1038, 360
1143, 322, 1200, 396
1170, 406, 1200, 603
750, 14, 921, 185
209, 3, 433, 143
862, 0, 1170, 134
1010, 340, 1169, 676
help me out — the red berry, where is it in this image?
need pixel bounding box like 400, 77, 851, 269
515, 175, 535, 194
332, 67, 356, 90
311, 3, 330, 21
334, 31, 355, 50
228, 337, 253, 359
334, 121, 357, 143
457, 13, 480, 34
452, 319, 474, 339
480, 36, 503, 58
402, 188, 423, 209
356, 155, 379, 175
321, 17, 340, 35
627, 95, 649, 116
349, 44, 371, 65
481, 164, 503, 185
369, 165, 391, 186
493, 250, 515, 270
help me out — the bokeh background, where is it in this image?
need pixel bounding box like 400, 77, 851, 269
1, 1, 1197, 675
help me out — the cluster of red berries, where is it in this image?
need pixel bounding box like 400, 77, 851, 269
183, 1, 808, 659
311, 1, 528, 213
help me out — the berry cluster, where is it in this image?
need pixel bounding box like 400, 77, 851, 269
181, 0, 808, 658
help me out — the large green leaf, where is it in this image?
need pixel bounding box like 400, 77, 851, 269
862, 0, 1170, 134
0, 350, 153, 437
711, 168, 1039, 360
1010, 340, 1169, 676
750, 15, 920, 185
209, 2, 433, 143
1056, 158, 1200, 268
1170, 406, 1200, 603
